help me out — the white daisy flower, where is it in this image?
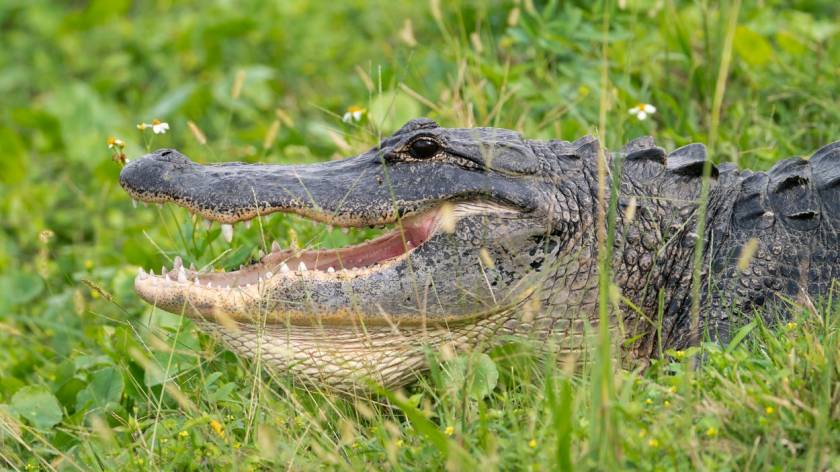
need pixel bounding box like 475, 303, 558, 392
342, 106, 366, 123
629, 103, 657, 121
151, 119, 170, 134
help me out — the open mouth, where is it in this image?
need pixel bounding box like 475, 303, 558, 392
135, 206, 442, 290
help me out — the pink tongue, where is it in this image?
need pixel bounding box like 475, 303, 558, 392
263, 209, 439, 272
307, 216, 435, 270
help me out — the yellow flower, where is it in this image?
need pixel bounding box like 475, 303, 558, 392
664, 400, 671, 407
705, 427, 718, 438
765, 406, 775, 415
629, 103, 657, 121
444, 425, 454, 436
645, 398, 653, 405
648, 438, 659, 448
179, 430, 189, 438
528, 438, 537, 449
395, 439, 404, 448
342, 106, 366, 123
137, 122, 148, 131
210, 419, 225, 437
785, 321, 797, 330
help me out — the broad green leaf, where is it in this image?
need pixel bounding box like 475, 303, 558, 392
11, 386, 63, 430
0, 272, 45, 307
76, 367, 124, 411
444, 353, 499, 401
734, 26, 774, 66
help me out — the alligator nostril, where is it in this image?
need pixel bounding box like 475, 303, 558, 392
161, 150, 172, 157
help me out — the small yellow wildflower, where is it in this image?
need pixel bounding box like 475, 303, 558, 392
179, 430, 189, 438
664, 400, 671, 407
705, 427, 718, 438
648, 438, 659, 448
629, 103, 657, 121
210, 419, 225, 438
645, 398, 653, 405
765, 406, 775, 415
395, 439, 404, 448
342, 106, 366, 123
638, 429, 647, 438
137, 122, 148, 131
444, 425, 454, 436
785, 321, 797, 331
84, 259, 94, 270
672, 350, 686, 360
528, 438, 537, 449
668, 386, 677, 394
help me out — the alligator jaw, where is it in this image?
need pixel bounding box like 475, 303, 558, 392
132, 204, 445, 326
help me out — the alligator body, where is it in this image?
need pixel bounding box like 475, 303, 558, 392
119, 119, 840, 391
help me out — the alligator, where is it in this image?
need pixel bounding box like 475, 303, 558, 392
119, 118, 840, 391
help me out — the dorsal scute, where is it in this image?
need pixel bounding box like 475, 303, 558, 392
811, 140, 840, 189
809, 140, 840, 226
623, 136, 666, 164
766, 156, 820, 230
667, 143, 718, 178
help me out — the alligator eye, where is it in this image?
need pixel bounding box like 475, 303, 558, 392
408, 138, 440, 159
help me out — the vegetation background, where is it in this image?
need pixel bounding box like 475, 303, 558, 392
1, 0, 838, 469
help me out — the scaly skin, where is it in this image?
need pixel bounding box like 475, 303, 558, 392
119, 119, 840, 391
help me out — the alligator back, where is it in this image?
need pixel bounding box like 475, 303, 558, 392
698, 141, 840, 344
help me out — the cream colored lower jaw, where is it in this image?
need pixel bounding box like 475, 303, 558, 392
199, 306, 524, 390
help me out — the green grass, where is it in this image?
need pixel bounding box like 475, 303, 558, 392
1, 0, 839, 469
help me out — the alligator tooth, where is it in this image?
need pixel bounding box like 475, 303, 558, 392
178, 267, 187, 282
142, 202, 148, 208
244, 220, 252, 229
341, 228, 349, 234
131, 199, 138, 209
258, 249, 265, 259
271, 241, 281, 252
161, 265, 167, 275
221, 224, 234, 243
265, 271, 273, 279
164, 274, 170, 282
190, 262, 196, 271
173, 256, 183, 269
207, 282, 213, 288
149, 268, 155, 276
203, 219, 213, 230
298, 262, 307, 272
280, 263, 290, 273
138, 267, 147, 279
240, 264, 245, 270
327, 266, 335, 273
194, 278, 200, 286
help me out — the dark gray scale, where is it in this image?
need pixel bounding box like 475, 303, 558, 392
806, 141, 840, 298
732, 173, 773, 231
621, 136, 667, 183
667, 143, 719, 178
767, 157, 820, 231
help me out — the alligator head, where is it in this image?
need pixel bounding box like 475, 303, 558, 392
119, 118, 595, 391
